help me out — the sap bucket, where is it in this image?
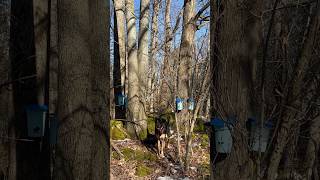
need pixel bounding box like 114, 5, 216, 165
211, 118, 233, 153
26, 104, 48, 137
116, 93, 125, 106
176, 97, 184, 111
187, 98, 195, 111
248, 118, 273, 152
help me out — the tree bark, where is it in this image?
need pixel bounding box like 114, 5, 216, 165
125, 0, 144, 138
210, 0, 261, 179
0, 1, 15, 179
89, 0, 110, 179
137, 0, 150, 135
33, 0, 48, 105
55, 0, 95, 179
177, 0, 196, 170
159, 0, 172, 112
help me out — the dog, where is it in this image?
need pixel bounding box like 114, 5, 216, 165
155, 116, 170, 158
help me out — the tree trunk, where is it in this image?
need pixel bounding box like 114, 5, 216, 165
49, 0, 58, 115
210, 0, 262, 179
177, 0, 195, 170
0, 1, 15, 179
89, 0, 110, 179
54, 0, 94, 179
125, 0, 144, 138
137, 0, 150, 135
33, 0, 48, 105
113, 0, 126, 119
159, 0, 172, 112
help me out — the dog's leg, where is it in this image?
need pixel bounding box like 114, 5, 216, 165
160, 139, 165, 158
157, 140, 161, 157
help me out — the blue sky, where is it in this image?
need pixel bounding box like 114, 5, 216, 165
111, 0, 210, 64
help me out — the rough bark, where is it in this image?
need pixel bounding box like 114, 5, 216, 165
125, 0, 143, 138
89, 0, 110, 179
49, 0, 58, 114
0, 1, 15, 179
210, 0, 262, 179
159, 0, 172, 112
54, 0, 94, 179
267, 4, 320, 180
177, 0, 195, 170
33, 0, 48, 105
137, 0, 150, 135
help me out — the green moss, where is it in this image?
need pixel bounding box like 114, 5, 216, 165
112, 151, 120, 160
111, 120, 128, 140
122, 148, 157, 162
122, 148, 135, 161
135, 164, 153, 177
138, 129, 147, 140
147, 117, 155, 134
199, 163, 210, 176
194, 118, 206, 132
200, 134, 209, 147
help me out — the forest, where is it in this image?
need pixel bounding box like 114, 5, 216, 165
0, 0, 319, 179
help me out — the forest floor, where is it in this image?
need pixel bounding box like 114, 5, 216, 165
111, 133, 210, 180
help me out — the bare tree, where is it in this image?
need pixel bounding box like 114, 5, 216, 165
137, 0, 150, 135
159, 0, 173, 112
125, 0, 146, 138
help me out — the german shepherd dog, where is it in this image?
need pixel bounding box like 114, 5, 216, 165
155, 116, 170, 158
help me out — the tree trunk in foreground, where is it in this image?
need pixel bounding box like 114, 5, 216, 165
89, 0, 110, 179
0, 1, 15, 179
54, 0, 107, 178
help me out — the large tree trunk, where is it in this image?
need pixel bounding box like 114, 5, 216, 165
89, 0, 110, 179
113, 0, 126, 119
125, 0, 144, 138
0, 1, 15, 179
210, 0, 262, 179
159, 0, 172, 112
137, 0, 150, 135
54, 0, 96, 178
